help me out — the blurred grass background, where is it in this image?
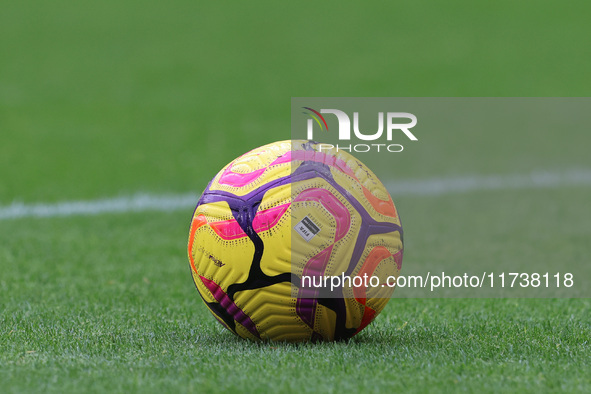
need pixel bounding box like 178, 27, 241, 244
1, 1, 591, 203
1, 1, 590, 392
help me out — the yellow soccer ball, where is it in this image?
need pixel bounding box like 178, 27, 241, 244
188, 140, 403, 341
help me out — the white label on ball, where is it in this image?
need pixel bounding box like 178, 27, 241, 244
294, 216, 320, 242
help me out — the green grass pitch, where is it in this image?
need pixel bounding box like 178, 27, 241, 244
1, 1, 590, 393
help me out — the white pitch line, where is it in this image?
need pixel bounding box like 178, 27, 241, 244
383, 168, 591, 196
1, 169, 590, 220
0, 193, 199, 220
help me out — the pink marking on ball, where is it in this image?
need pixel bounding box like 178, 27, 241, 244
200, 276, 260, 338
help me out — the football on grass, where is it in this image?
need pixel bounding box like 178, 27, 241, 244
188, 140, 403, 341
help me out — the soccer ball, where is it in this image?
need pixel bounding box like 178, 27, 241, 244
188, 140, 403, 341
